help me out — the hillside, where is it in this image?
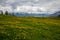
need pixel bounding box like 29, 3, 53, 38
50, 11, 60, 17
14, 12, 50, 17
0, 15, 60, 40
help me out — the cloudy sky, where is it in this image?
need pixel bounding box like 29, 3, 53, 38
0, 0, 60, 14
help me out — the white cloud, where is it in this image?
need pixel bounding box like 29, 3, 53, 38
0, 0, 60, 14
0, 5, 13, 13
6, 0, 15, 4
14, 6, 47, 14
41, 0, 60, 13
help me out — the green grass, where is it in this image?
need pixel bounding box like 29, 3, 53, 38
0, 15, 60, 40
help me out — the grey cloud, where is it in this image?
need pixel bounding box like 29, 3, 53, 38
0, 0, 60, 14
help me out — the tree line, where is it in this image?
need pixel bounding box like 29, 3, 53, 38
0, 10, 60, 17
0, 10, 14, 16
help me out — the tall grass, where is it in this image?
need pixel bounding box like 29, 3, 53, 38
0, 15, 60, 40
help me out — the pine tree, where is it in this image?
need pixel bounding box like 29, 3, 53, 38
0, 10, 3, 15
12, 13, 15, 16
58, 15, 60, 17
5, 11, 9, 15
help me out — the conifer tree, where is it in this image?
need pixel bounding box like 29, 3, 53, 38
5, 11, 9, 15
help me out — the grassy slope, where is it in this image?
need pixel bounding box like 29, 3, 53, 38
0, 15, 60, 40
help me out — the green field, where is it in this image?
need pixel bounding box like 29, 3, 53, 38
0, 15, 60, 40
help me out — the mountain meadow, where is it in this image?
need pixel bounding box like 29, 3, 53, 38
0, 15, 60, 40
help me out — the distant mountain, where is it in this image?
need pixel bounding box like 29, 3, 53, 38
14, 12, 50, 17
50, 11, 60, 17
